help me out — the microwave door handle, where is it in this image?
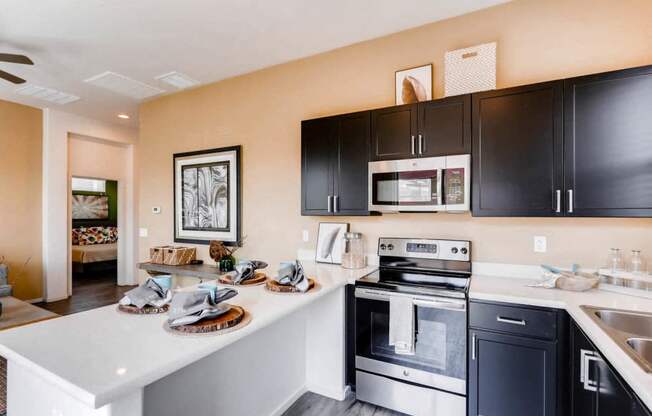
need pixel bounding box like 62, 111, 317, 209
437, 168, 444, 206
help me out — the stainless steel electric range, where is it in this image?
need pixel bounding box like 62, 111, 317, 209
354, 237, 471, 416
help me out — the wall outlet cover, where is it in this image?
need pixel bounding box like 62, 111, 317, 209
534, 236, 547, 253
139, 228, 148, 238
152, 206, 161, 214
302, 230, 310, 242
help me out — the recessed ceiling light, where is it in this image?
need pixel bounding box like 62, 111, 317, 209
155, 71, 200, 90
117, 114, 130, 119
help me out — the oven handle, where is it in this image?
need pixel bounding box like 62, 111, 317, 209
354, 288, 466, 311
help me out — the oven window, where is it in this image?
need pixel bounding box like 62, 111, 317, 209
356, 297, 466, 380
372, 170, 440, 206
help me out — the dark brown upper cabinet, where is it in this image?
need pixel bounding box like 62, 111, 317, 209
564, 65, 652, 217
370, 95, 471, 161
472, 82, 564, 217
418, 94, 471, 157
370, 103, 417, 160
301, 111, 372, 216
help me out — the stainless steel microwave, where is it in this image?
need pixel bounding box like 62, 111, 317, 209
368, 155, 471, 213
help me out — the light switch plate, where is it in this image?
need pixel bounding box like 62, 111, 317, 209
534, 236, 547, 253
139, 228, 148, 238
302, 230, 309, 242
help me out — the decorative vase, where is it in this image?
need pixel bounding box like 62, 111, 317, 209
219, 255, 235, 272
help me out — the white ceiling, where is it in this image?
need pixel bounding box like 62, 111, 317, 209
0, 0, 508, 127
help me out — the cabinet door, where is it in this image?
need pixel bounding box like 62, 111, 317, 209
564, 65, 652, 217
595, 358, 636, 416
469, 329, 557, 416
370, 104, 417, 161
418, 95, 471, 157
472, 82, 564, 217
301, 117, 336, 215
334, 111, 370, 215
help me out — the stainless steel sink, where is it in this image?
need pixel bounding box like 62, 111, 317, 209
595, 309, 652, 338
628, 338, 652, 363
581, 305, 652, 372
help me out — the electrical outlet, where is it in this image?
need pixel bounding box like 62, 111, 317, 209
302, 230, 310, 242
139, 228, 148, 238
152, 206, 161, 214
534, 236, 547, 253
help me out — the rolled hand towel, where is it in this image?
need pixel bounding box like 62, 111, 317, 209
167, 286, 238, 327
274, 260, 309, 292
119, 276, 172, 309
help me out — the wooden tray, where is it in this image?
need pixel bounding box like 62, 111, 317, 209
118, 304, 169, 315
167, 304, 245, 334
218, 272, 267, 286
265, 278, 316, 293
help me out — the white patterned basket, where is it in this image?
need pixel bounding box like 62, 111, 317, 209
445, 42, 496, 96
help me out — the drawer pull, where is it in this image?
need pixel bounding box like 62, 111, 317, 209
496, 316, 527, 326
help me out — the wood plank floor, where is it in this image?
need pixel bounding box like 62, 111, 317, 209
282, 391, 406, 416
35, 271, 136, 315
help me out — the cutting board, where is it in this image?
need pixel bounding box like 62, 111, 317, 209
118, 304, 169, 315
218, 272, 267, 286
168, 304, 245, 334
265, 278, 316, 293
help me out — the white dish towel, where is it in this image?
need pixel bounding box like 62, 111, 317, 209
388, 295, 415, 355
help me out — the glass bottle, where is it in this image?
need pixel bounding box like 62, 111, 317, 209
629, 250, 646, 275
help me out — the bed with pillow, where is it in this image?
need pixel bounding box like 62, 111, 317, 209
71, 226, 118, 274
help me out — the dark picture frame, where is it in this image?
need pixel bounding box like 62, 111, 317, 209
173, 145, 242, 246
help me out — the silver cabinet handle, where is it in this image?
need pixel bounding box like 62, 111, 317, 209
334, 195, 339, 213
411, 135, 416, 155
327, 195, 333, 213
580, 349, 601, 392
496, 316, 526, 326
555, 189, 561, 213
418, 134, 424, 155
471, 333, 477, 360
568, 189, 574, 213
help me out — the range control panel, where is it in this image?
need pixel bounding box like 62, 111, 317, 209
378, 238, 470, 262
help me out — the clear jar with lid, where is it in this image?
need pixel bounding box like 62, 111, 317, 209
342, 232, 366, 269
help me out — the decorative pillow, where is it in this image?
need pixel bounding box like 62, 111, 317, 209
72, 228, 82, 245
106, 226, 118, 243
78, 227, 110, 245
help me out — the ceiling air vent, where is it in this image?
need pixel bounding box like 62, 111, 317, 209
84, 71, 165, 100
15, 84, 80, 104
155, 71, 200, 90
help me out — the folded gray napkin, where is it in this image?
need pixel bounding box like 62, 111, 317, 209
274, 260, 310, 292
228, 260, 268, 284
167, 286, 238, 327
119, 276, 172, 309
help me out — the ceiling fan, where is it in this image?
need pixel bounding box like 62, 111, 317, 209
0, 53, 34, 84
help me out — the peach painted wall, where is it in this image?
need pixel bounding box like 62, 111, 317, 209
0, 99, 43, 300
138, 0, 652, 273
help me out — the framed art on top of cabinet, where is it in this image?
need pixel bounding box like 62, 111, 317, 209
395, 64, 432, 105
173, 145, 241, 246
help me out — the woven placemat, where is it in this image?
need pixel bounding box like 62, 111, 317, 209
163, 310, 252, 337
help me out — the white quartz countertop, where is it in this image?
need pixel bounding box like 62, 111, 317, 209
0, 262, 376, 409
470, 274, 652, 410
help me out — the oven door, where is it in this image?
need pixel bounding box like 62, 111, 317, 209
368, 157, 445, 212
355, 287, 466, 395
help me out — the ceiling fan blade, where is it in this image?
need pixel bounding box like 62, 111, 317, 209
0, 69, 26, 84
0, 53, 33, 65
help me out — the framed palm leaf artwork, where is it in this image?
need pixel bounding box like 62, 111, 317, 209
173, 146, 241, 245
315, 222, 349, 264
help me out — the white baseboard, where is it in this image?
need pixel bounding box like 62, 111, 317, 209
44, 295, 68, 303
24, 297, 44, 304
307, 383, 349, 401
269, 385, 307, 416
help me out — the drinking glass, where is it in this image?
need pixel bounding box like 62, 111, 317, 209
607, 248, 624, 273
629, 250, 646, 275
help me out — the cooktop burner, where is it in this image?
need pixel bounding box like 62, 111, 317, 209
355, 237, 472, 299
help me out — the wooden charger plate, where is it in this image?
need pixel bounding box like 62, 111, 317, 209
265, 278, 317, 294
165, 304, 247, 335
218, 272, 267, 286
118, 304, 169, 315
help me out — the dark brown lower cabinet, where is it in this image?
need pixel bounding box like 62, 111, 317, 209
571, 321, 651, 416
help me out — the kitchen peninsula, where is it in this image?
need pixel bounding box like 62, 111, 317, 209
0, 262, 375, 416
